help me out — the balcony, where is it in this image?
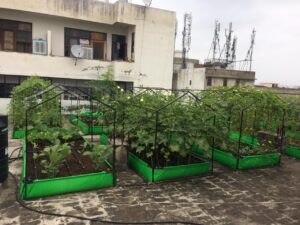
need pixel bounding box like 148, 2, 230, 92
0, 51, 135, 82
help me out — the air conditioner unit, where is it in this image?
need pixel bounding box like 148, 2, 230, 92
82, 46, 93, 60
33, 39, 47, 55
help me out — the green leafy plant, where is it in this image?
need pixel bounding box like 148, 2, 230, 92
9, 76, 60, 130
28, 126, 80, 147
34, 143, 71, 178
83, 143, 113, 171
282, 96, 300, 147
122, 91, 228, 167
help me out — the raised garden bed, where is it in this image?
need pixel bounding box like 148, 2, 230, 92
127, 150, 211, 183
212, 148, 280, 170
69, 114, 110, 135
192, 143, 280, 170
285, 145, 300, 159
20, 138, 114, 200
284, 131, 300, 159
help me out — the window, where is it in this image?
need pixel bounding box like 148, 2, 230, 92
65, 28, 106, 60
223, 78, 228, 87
116, 81, 134, 92
0, 19, 32, 53
112, 35, 127, 61
207, 77, 212, 87
0, 75, 23, 98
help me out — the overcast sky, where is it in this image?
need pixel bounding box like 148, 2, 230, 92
111, 0, 300, 86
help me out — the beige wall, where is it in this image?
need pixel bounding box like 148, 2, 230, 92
0, 0, 177, 89
174, 68, 206, 90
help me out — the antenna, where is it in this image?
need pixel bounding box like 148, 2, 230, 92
205, 20, 222, 67
229, 36, 237, 69
225, 22, 233, 64
71, 45, 84, 66
241, 29, 256, 71
143, 0, 152, 7
182, 12, 192, 69
217, 22, 233, 68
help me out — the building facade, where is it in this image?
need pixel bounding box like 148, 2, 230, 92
173, 52, 256, 90
0, 0, 177, 114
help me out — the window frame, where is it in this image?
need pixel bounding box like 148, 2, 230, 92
64, 27, 107, 60
0, 19, 32, 53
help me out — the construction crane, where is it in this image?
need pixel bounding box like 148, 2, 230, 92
182, 13, 192, 69
241, 29, 256, 71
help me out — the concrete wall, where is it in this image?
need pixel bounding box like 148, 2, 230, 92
205, 68, 256, 81
174, 68, 206, 90
0, 0, 177, 89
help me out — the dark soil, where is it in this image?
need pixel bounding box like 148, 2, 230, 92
128, 145, 205, 169
26, 138, 111, 180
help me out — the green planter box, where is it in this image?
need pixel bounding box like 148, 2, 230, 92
20, 140, 114, 200
128, 152, 211, 183
285, 145, 300, 159
213, 148, 280, 170
69, 115, 110, 135
192, 145, 280, 170
12, 129, 25, 139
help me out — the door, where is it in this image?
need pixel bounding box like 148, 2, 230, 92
92, 41, 105, 60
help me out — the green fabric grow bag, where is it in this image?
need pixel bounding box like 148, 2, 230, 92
12, 129, 25, 139
68, 115, 109, 135
20, 140, 114, 200
213, 148, 280, 170
285, 145, 300, 159
128, 152, 211, 183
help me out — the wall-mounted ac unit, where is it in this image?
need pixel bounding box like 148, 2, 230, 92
33, 39, 47, 55
82, 46, 93, 60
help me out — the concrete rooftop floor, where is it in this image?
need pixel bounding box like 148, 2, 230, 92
1, 138, 300, 225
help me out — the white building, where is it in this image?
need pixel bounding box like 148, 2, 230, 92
0, 0, 177, 114
173, 51, 256, 90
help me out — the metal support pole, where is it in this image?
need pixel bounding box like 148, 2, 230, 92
25, 110, 28, 154
279, 110, 286, 165
237, 110, 244, 170
153, 111, 159, 182
91, 101, 94, 143
252, 110, 257, 145
91, 88, 94, 142
211, 115, 216, 174
113, 110, 116, 186
59, 97, 62, 127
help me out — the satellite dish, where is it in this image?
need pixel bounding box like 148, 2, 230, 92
71, 45, 84, 58
143, 0, 152, 7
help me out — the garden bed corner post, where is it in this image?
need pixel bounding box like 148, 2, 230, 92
211, 115, 216, 174
113, 109, 117, 186
280, 109, 286, 165
251, 110, 257, 145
